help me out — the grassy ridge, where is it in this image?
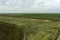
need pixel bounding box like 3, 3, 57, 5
4, 13, 60, 21
0, 16, 60, 40
0, 14, 60, 40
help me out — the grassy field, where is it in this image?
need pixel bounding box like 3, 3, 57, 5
0, 13, 60, 40
1, 13, 60, 18
9, 13, 60, 18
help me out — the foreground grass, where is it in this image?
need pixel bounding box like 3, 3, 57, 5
0, 21, 24, 40
0, 15, 60, 40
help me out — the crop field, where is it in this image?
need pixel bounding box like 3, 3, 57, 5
0, 13, 60, 40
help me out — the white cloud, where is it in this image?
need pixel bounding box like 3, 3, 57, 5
31, 0, 60, 10
0, 0, 60, 13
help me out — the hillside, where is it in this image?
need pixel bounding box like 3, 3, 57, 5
0, 15, 60, 40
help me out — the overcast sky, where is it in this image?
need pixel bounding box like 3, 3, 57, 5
0, 0, 60, 13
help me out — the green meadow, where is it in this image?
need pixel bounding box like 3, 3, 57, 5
11, 13, 60, 18
0, 13, 60, 40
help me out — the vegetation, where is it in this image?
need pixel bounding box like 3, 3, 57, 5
0, 13, 60, 18
14, 13, 60, 18
0, 21, 24, 40
0, 14, 60, 40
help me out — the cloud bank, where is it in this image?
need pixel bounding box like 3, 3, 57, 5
0, 0, 60, 13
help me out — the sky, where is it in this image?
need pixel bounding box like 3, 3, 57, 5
0, 0, 60, 13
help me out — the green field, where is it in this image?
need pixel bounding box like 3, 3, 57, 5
0, 13, 60, 40
1, 13, 60, 18
10, 13, 60, 18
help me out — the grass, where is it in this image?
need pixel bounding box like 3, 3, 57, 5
0, 13, 60, 40
0, 21, 24, 40
1, 13, 60, 18
9, 13, 60, 18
